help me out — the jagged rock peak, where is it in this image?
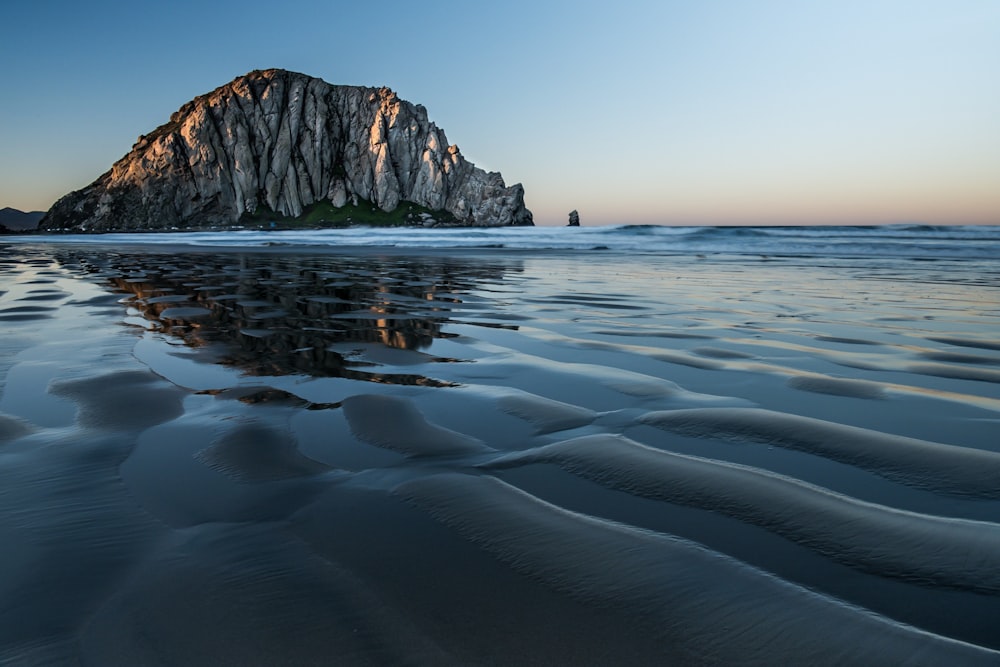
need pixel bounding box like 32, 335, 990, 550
41, 69, 533, 231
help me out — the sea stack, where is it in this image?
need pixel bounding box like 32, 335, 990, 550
567, 210, 580, 226
41, 69, 533, 231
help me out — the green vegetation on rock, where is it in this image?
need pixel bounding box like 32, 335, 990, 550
239, 198, 460, 229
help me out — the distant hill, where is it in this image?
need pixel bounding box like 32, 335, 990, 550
0, 207, 45, 232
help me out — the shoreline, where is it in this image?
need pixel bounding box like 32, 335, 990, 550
5, 224, 1000, 264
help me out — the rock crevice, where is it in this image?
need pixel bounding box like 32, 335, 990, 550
42, 69, 533, 231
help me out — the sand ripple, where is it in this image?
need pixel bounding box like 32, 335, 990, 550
640, 408, 1000, 498
50, 370, 187, 431
484, 434, 1000, 592
194, 420, 330, 482
395, 473, 999, 665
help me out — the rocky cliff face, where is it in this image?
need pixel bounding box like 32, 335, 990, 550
41, 69, 533, 231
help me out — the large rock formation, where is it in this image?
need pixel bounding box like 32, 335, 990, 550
41, 69, 533, 231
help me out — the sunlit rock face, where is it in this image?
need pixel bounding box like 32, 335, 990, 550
41, 69, 533, 231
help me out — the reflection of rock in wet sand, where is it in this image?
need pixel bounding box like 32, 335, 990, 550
78, 251, 518, 386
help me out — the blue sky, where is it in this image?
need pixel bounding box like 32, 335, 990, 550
1, 0, 998, 226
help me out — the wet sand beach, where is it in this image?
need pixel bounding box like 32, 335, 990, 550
1, 239, 999, 665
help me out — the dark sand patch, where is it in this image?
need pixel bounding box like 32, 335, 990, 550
929, 336, 1000, 352
194, 420, 329, 482
528, 296, 650, 311
692, 346, 756, 360
498, 393, 598, 434
79, 523, 456, 666
918, 350, 1000, 365
0, 312, 54, 322
814, 335, 882, 346
0, 305, 56, 313
343, 395, 491, 457
592, 329, 714, 340
50, 370, 187, 431
570, 336, 726, 370
122, 420, 326, 528
19, 292, 70, 302
0, 414, 33, 442
787, 374, 887, 399
907, 363, 1000, 384
0, 432, 163, 664
648, 350, 726, 370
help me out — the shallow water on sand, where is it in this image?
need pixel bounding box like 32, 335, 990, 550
1, 242, 999, 665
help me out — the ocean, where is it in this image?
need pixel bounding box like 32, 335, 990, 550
15, 223, 1000, 260
1, 225, 998, 664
